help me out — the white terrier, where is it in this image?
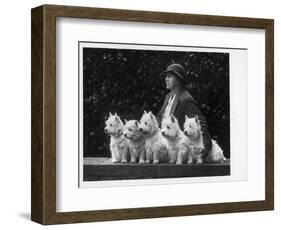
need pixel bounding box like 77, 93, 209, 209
183, 115, 204, 164
206, 139, 227, 163
183, 115, 226, 164
104, 112, 129, 163
161, 115, 190, 164
123, 119, 145, 163
139, 111, 168, 164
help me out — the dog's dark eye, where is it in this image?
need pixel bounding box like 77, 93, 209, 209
128, 128, 132, 131
145, 122, 147, 125
110, 124, 112, 126
167, 126, 170, 129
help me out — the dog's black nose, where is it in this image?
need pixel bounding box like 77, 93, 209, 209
161, 131, 165, 135
104, 128, 107, 133
139, 128, 143, 131
184, 131, 187, 135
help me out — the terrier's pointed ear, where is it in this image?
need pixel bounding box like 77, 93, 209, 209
195, 115, 200, 124
185, 115, 189, 120
114, 112, 117, 116
144, 110, 147, 114
149, 111, 154, 119
118, 116, 124, 124
124, 119, 128, 123
120, 118, 125, 126
109, 112, 113, 116
171, 115, 175, 123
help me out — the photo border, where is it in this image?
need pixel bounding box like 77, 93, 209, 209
78, 41, 248, 188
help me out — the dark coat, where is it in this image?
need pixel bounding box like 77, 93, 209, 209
156, 88, 212, 157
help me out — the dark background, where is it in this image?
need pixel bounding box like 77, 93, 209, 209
82, 45, 230, 158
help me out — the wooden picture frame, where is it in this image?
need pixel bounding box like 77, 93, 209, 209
31, 4, 274, 225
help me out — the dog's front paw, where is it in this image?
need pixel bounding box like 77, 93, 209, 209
130, 159, 137, 163
153, 159, 159, 164
187, 158, 193, 164
139, 159, 145, 164
196, 158, 203, 164
145, 159, 151, 164
176, 160, 183, 165
121, 159, 127, 163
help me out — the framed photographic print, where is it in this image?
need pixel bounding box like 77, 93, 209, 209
31, 4, 274, 225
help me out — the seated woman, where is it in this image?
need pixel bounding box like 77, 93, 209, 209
156, 63, 212, 161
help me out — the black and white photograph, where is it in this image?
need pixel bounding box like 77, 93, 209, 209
80, 42, 232, 183
27, 2, 275, 223
28, 3, 274, 225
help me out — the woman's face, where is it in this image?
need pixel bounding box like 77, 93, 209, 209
165, 73, 180, 90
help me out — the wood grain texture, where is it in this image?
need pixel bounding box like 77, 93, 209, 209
31, 4, 274, 225
31, 6, 44, 224
265, 19, 274, 210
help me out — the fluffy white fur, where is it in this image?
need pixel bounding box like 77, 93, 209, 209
139, 111, 168, 164
123, 119, 145, 163
183, 115, 226, 164
206, 139, 227, 163
104, 112, 129, 163
160, 115, 190, 164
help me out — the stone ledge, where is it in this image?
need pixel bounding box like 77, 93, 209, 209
83, 157, 230, 181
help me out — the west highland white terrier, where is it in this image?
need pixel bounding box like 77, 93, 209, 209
123, 119, 145, 163
206, 139, 227, 163
183, 115, 226, 164
161, 115, 190, 164
104, 112, 129, 163
139, 111, 168, 164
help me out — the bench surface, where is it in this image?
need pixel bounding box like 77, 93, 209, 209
83, 157, 230, 181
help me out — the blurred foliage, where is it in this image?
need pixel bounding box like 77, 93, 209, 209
83, 47, 230, 158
